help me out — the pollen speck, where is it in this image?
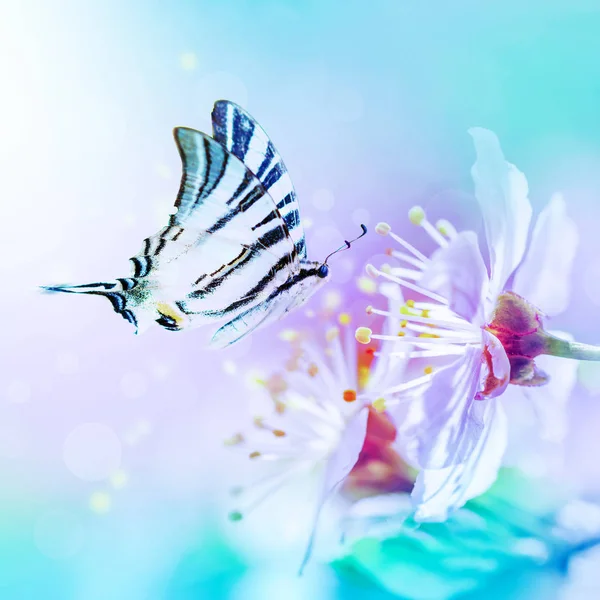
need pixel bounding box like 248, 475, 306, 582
375, 222, 391, 236
343, 389, 357, 403
339, 313, 351, 326
355, 327, 372, 344
308, 363, 319, 377
373, 397, 386, 413
249, 451, 261, 459
424, 365, 434, 375
273, 429, 286, 437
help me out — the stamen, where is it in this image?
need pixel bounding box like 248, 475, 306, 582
387, 249, 426, 270
383, 373, 433, 396
388, 231, 430, 264
375, 222, 392, 236
308, 363, 319, 377
368, 306, 475, 332
366, 265, 449, 305
379, 348, 466, 358
370, 333, 479, 346
355, 327, 373, 344
409, 205, 448, 248
424, 365, 434, 375
436, 219, 457, 239
249, 451, 261, 459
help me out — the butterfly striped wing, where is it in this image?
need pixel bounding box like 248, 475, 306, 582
211, 100, 307, 259
130, 127, 299, 321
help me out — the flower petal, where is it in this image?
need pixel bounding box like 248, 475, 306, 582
512, 194, 579, 317
299, 406, 369, 573
393, 346, 483, 470
478, 330, 510, 399
412, 400, 507, 522
469, 128, 533, 301
419, 231, 489, 323
503, 330, 578, 475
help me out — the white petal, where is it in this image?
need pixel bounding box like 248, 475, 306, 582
412, 400, 507, 522
393, 347, 483, 470
469, 128, 533, 301
299, 407, 369, 572
419, 231, 489, 323
503, 330, 578, 475
512, 194, 579, 317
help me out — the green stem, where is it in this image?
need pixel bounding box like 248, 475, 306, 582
545, 335, 600, 361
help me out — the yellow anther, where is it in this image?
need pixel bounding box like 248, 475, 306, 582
366, 264, 379, 278
424, 365, 434, 375
273, 429, 286, 438
343, 389, 357, 403
375, 222, 391, 236
249, 451, 261, 459
372, 397, 386, 413
400, 320, 407, 327
419, 333, 440, 339
421, 309, 430, 318
397, 331, 405, 337
406, 300, 415, 308
408, 206, 426, 226
436, 219, 456, 238
339, 313, 351, 326
355, 327, 372, 344
224, 433, 245, 446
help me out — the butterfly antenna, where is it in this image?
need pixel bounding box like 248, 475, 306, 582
324, 224, 368, 264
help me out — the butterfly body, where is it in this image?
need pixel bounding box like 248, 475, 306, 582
43, 101, 342, 347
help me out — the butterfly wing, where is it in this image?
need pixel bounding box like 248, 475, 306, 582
212, 100, 307, 259
130, 127, 299, 320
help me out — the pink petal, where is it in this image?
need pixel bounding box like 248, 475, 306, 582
478, 330, 510, 399
419, 231, 489, 323
412, 400, 507, 522
469, 128, 533, 302
299, 406, 369, 573
393, 347, 483, 470
512, 194, 579, 317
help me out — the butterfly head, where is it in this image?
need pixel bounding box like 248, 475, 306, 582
287, 225, 368, 310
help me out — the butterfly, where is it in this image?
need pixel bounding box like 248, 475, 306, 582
43, 100, 367, 347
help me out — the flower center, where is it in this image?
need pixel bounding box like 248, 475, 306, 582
485, 292, 550, 386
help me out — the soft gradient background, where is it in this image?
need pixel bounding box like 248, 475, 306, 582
2, 1, 600, 598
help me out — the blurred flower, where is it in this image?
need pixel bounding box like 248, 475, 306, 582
357, 128, 599, 522
334, 469, 600, 600
225, 315, 409, 568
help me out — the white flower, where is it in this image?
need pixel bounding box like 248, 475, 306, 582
357, 128, 591, 522
225, 316, 407, 568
